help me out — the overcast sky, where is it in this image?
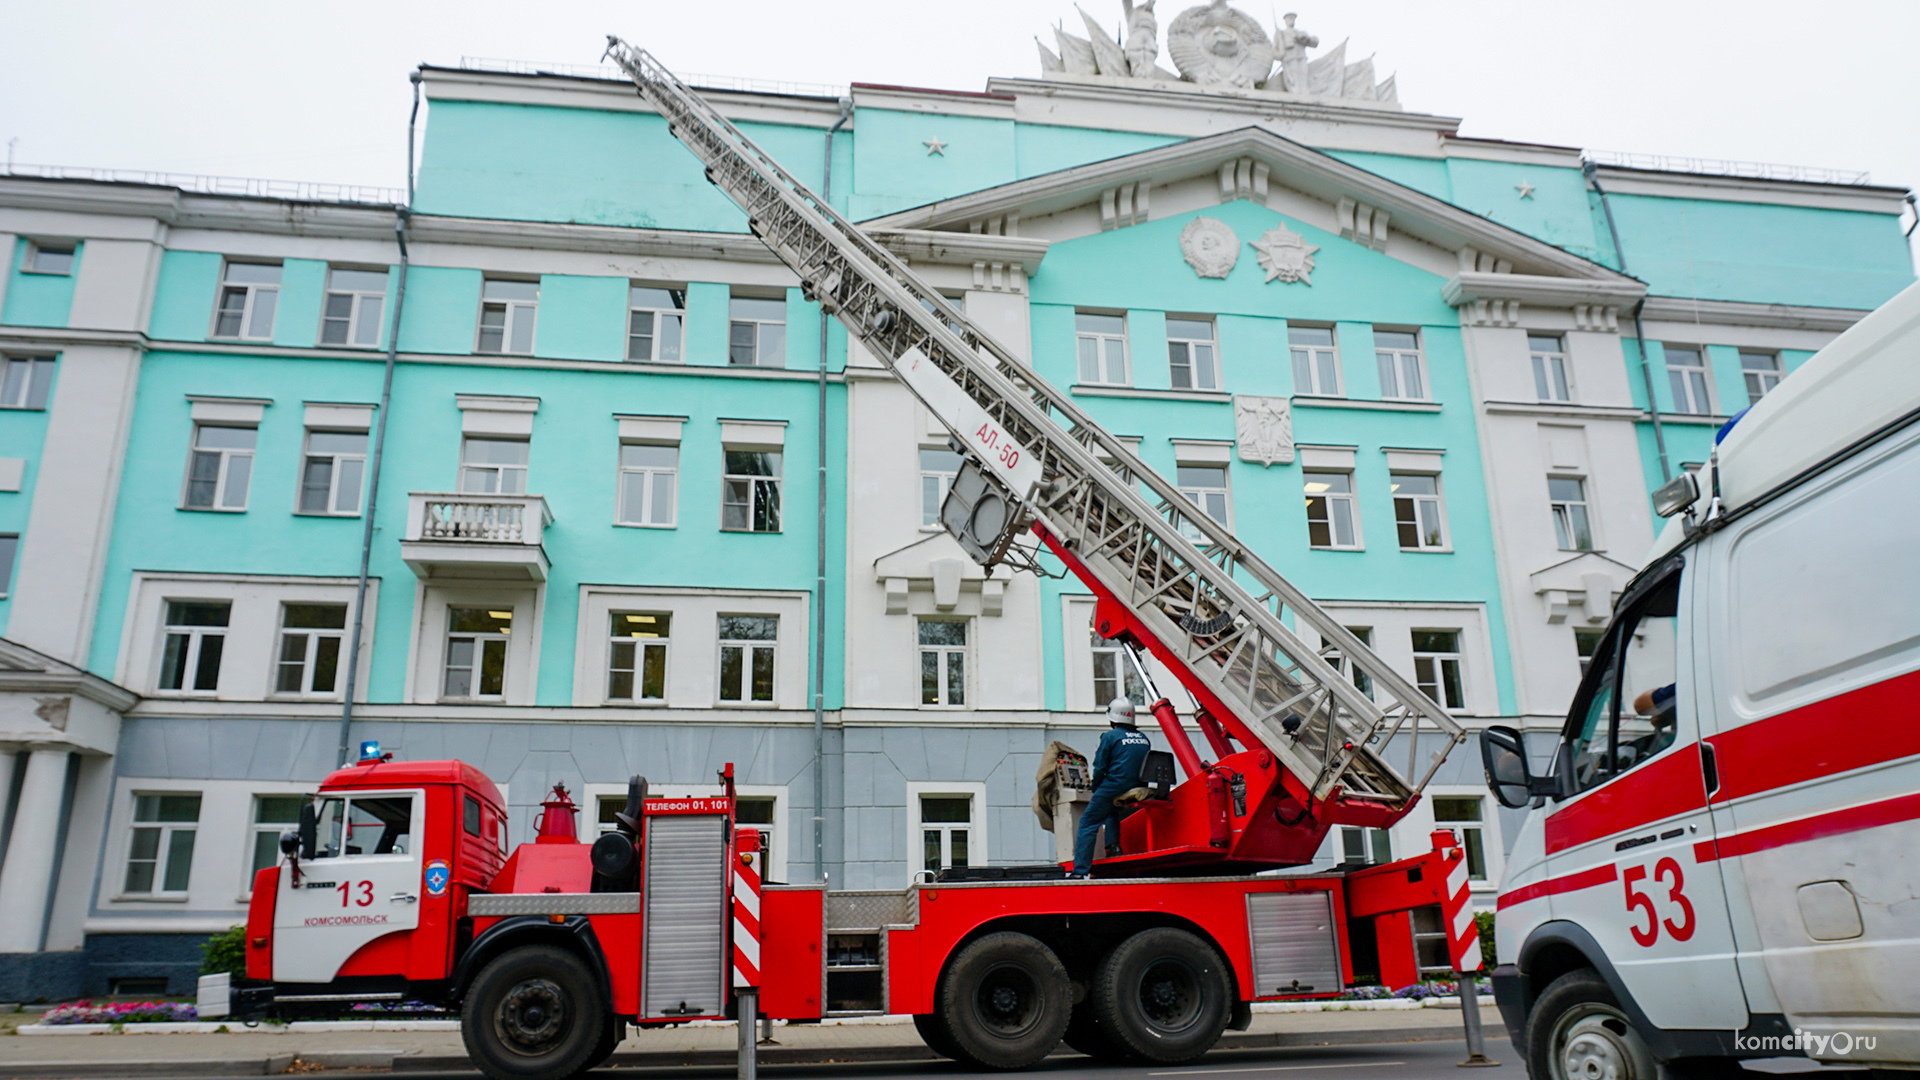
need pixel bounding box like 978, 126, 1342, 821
3, 0, 1917, 222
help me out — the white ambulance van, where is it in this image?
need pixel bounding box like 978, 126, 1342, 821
1482, 280, 1920, 1080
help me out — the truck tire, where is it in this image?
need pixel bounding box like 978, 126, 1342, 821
574, 1015, 623, 1076
1063, 1002, 1133, 1062
1525, 968, 1658, 1080
912, 1013, 962, 1060
1090, 927, 1232, 1065
936, 931, 1072, 1070
461, 945, 607, 1080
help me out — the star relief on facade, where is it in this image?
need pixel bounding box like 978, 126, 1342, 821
1249, 223, 1318, 285
1233, 396, 1295, 466
1179, 216, 1239, 278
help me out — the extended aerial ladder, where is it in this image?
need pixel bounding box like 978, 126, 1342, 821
604, 40, 1466, 871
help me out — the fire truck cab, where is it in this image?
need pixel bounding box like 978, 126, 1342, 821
1483, 281, 1920, 1078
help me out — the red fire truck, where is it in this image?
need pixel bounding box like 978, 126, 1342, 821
232, 43, 1486, 1079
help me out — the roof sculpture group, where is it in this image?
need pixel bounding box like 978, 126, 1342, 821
1037, 1, 1398, 105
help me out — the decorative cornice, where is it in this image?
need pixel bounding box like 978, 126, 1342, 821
1443, 271, 1647, 310
0, 639, 140, 712
1587, 166, 1908, 214
1292, 396, 1440, 414
1483, 401, 1644, 420
983, 76, 1461, 134
1638, 295, 1871, 333
868, 229, 1048, 275
1072, 385, 1231, 404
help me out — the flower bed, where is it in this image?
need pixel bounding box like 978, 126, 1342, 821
42, 1001, 198, 1025
1338, 980, 1458, 1001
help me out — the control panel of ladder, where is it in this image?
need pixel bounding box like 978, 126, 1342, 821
604, 39, 1465, 841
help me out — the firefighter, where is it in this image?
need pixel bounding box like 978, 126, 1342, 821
1069, 698, 1153, 878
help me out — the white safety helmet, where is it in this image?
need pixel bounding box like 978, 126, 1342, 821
1106, 698, 1137, 727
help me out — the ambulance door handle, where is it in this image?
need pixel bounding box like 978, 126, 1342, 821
391, 893, 418, 904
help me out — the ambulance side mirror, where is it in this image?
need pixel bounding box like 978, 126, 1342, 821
1480, 726, 1536, 809
297, 803, 318, 860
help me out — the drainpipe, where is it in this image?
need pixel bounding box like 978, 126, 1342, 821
335, 71, 421, 768
1584, 159, 1671, 484
813, 96, 852, 884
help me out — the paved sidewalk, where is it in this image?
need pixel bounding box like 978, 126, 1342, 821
0, 1005, 1504, 1076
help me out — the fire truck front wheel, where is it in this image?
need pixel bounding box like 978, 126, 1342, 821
1526, 969, 1658, 1080
936, 931, 1072, 1070
1090, 927, 1232, 1065
461, 945, 607, 1080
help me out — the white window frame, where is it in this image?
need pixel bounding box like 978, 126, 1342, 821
1303, 470, 1361, 550
1390, 472, 1448, 552
1166, 317, 1220, 392
1090, 629, 1146, 708
616, 442, 678, 528
1374, 329, 1427, 402
122, 790, 203, 899
1062, 595, 1176, 711
728, 295, 786, 367
297, 430, 367, 516
917, 617, 969, 708
442, 606, 514, 702
1175, 463, 1231, 542
1075, 312, 1130, 387
0, 356, 55, 410
0, 534, 16, 598
1337, 825, 1393, 866
22, 240, 76, 276
183, 424, 257, 511
1411, 628, 1467, 710
1575, 627, 1606, 677
272, 602, 349, 698
1740, 350, 1783, 404
1548, 475, 1596, 552
459, 436, 529, 495
1529, 335, 1572, 403
721, 448, 782, 533
628, 285, 687, 363
1428, 789, 1495, 884
606, 611, 671, 703
245, 792, 307, 894
211, 262, 281, 341
906, 781, 988, 877
1334, 625, 1376, 700
1665, 345, 1713, 415
717, 613, 779, 706
572, 586, 806, 708
320, 267, 388, 348
476, 279, 538, 355
155, 599, 231, 695
920, 446, 963, 529
1289, 325, 1342, 396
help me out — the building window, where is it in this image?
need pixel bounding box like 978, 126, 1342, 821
729, 296, 786, 367
460, 437, 529, 495
717, 615, 777, 704
920, 447, 963, 528
1303, 471, 1359, 549
1091, 626, 1146, 706
444, 607, 511, 700
1741, 351, 1783, 404
608, 612, 670, 702
320, 268, 388, 347
920, 795, 973, 873
1665, 346, 1712, 415
23, 242, 75, 275
477, 280, 538, 355
298, 431, 367, 515
1530, 335, 1571, 402
1391, 473, 1446, 550
737, 796, 775, 874
1374, 330, 1426, 401
212, 262, 281, 340
249, 795, 304, 878
1338, 826, 1392, 866
0, 357, 55, 410
919, 619, 968, 707
629, 286, 686, 363
1176, 464, 1229, 542
1412, 629, 1465, 710
0, 535, 16, 596
1431, 795, 1487, 880
274, 604, 347, 695
1075, 312, 1129, 386
1548, 476, 1595, 551
1289, 326, 1340, 396
722, 450, 782, 532
158, 601, 230, 692
1574, 628, 1605, 676
125, 793, 201, 895
1166, 317, 1219, 391
617, 443, 677, 527
1335, 626, 1375, 698
184, 424, 257, 511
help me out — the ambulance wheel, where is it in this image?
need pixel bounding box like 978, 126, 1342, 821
1063, 1001, 1133, 1062
1090, 927, 1232, 1065
462, 945, 607, 1080
936, 931, 1072, 1070
913, 1013, 962, 1060
1526, 969, 1658, 1080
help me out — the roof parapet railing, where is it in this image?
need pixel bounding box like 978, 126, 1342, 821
0, 163, 404, 206
1583, 150, 1870, 187
457, 56, 844, 99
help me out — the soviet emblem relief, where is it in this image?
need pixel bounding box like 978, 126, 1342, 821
1234, 395, 1295, 466
1180, 217, 1239, 278
1249, 223, 1319, 284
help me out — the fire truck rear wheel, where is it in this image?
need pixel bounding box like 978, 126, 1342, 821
1526, 968, 1658, 1080
912, 1013, 962, 1060
462, 945, 607, 1080
936, 931, 1072, 1070
1062, 1001, 1134, 1062
1091, 927, 1232, 1065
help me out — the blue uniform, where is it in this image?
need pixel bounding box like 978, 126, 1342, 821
1073, 724, 1153, 875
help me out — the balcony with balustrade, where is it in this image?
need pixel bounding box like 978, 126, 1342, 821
401, 493, 554, 581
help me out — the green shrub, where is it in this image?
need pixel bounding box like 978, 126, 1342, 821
1476, 910, 1497, 971
200, 925, 247, 980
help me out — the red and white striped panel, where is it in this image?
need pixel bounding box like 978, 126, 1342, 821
732, 828, 762, 989
1434, 828, 1483, 973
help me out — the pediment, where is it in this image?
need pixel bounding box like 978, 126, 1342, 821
0, 637, 140, 711
1529, 552, 1641, 626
